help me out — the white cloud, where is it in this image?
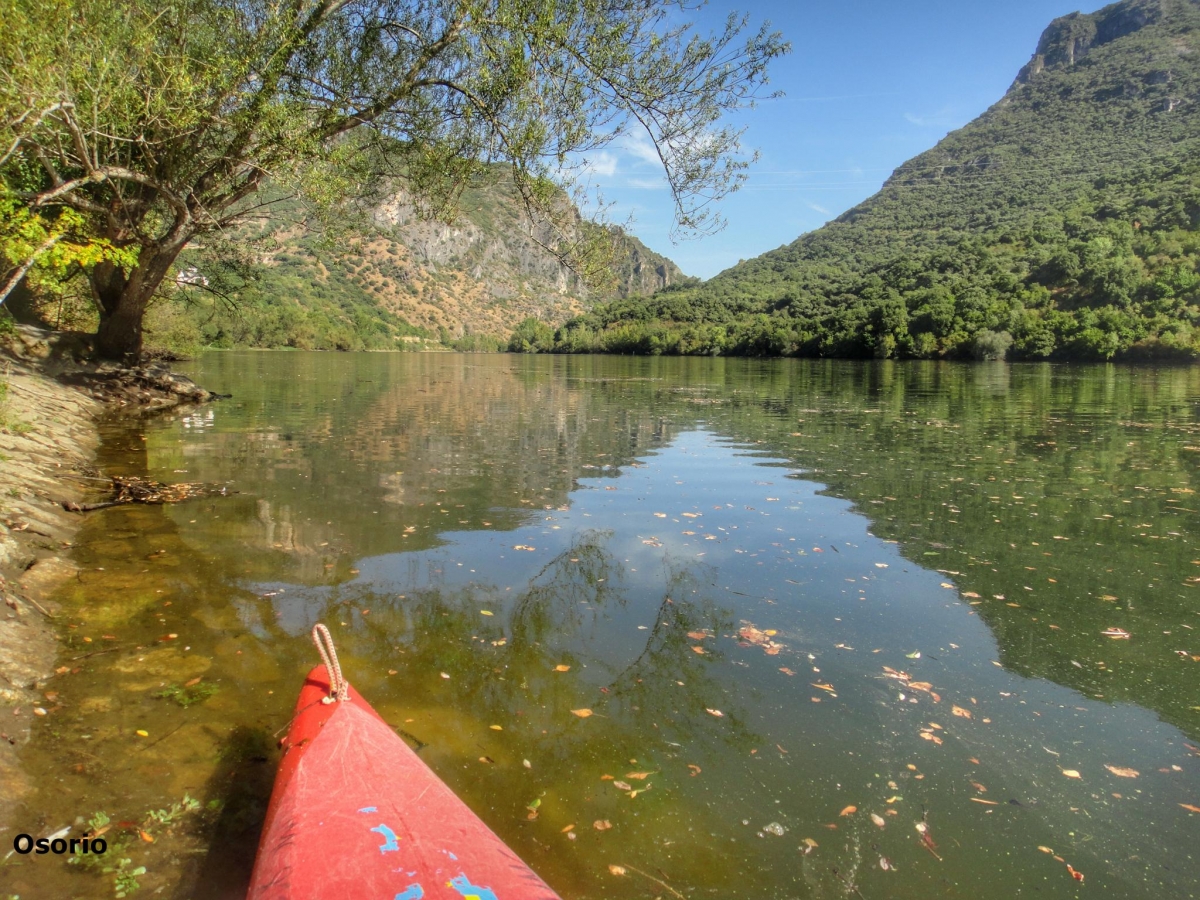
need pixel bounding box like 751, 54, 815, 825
807, 202, 830, 215
628, 176, 667, 190
582, 151, 618, 178
619, 130, 663, 168
904, 106, 961, 129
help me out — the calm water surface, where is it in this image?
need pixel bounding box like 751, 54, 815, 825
5, 353, 1199, 899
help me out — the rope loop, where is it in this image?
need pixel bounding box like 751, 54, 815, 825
311, 623, 347, 703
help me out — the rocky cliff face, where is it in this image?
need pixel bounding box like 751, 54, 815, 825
257, 174, 689, 340
1015, 0, 1166, 83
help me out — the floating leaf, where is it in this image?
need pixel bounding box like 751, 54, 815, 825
1061, 769, 1082, 779
554, 664, 571, 672
952, 705, 973, 719
692, 646, 706, 654
613, 781, 632, 791
906, 651, 922, 659
594, 820, 612, 831
1179, 803, 1200, 814
561, 824, 575, 833
480, 610, 494, 616
839, 805, 857, 817
779, 667, 796, 676
687, 764, 702, 776
811, 683, 835, 692
571, 708, 593, 718
136, 730, 149, 737
1105, 766, 1139, 778
139, 831, 154, 843
870, 813, 886, 828
1100, 628, 1131, 639
1038, 846, 1054, 854
802, 837, 819, 850
608, 865, 627, 876
489, 725, 502, 731
686, 631, 708, 640
705, 708, 724, 717
626, 771, 654, 780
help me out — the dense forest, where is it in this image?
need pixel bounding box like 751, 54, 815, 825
516, 0, 1200, 361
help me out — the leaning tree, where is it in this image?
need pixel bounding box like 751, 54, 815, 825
0, 0, 786, 359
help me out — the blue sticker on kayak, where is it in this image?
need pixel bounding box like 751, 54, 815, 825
394, 885, 424, 900
358, 806, 378, 813
370, 824, 400, 853
448, 873, 498, 900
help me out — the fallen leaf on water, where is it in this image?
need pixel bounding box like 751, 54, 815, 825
706, 708, 724, 717
812, 683, 835, 692
885, 795, 902, 804
613, 780, 632, 791
554, 664, 571, 672
571, 709, 594, 718
688, 764, 702, 776
608, 865, 627, 876
626, 771, 654, 780
654, 513, 667, 518
839, 805, 857, 817
1067, 864, 1084, 882
1105, 766, 1139, 778
139, 831, 154, 843
691, 646, 705, 654
513, 545, 537, 551
1061, 769, 1082, 779
1179, 803, 1200, 814
489, 725, 502, 731
970, 781, 987, 793
1038, 846, 1054, 854
594, 820, 612, 831
480, 610, 494, 616
1101, 628, 1131, 639
600, 774, 614, 781
870, 813, 886, 828
561, 824, 575, 833
952, 705, 973, 719
801, 837, 819, 852
970, 798, 999, 806
135, 730, 149, 737
184, 677, 202, 688
879, 857, 894, 871
629, 786, 651, 799
686, 631, 708, 640
906, 650, 922, 659
779, 667, 796, 676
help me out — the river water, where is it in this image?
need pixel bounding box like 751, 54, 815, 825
4, 353, 1199, 899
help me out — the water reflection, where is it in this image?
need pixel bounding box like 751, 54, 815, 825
6, 354, 1199, 900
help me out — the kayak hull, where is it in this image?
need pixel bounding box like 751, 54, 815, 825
247, 665, 561, 900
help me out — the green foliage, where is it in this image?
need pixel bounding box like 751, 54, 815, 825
145, 794, 200, 826
152, 682, 218, 708
529, 1, 1200, 362
508, 318, 556, 353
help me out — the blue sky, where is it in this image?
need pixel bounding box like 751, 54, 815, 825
590, 0, 1109, 279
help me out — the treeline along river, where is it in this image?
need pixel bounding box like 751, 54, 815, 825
5, 353, 1199, 899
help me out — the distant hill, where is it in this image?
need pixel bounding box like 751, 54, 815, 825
541, 0, 1200, 360
147, 169, 690, 352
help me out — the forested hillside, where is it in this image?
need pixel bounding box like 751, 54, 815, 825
533, 0, 1200, 360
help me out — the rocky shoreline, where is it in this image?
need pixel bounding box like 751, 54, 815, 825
0, 325, 215, 830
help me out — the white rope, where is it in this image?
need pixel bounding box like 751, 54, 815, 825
311, 623, 347, 703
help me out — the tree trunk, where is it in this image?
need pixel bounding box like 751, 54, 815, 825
91, 238, 188, 361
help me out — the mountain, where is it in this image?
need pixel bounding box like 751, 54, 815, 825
543, 0, 1200, 360
147, 170, 690, 353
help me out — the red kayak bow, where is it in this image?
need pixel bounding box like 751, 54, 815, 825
247, 625, 562, 900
